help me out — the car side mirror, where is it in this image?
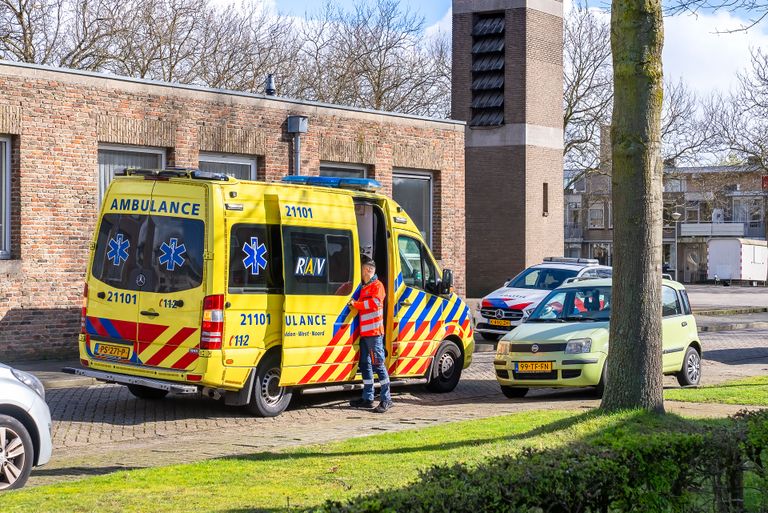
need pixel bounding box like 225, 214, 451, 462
440, 269, 453, 295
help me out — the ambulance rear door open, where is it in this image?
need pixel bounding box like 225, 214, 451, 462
277, 189, 361, 387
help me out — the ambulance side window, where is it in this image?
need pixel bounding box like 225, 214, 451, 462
283, 227, 353, 295
228, 224, 284, 293
398, 235, 439, 294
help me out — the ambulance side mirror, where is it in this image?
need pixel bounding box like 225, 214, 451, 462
440, 269, 453, 295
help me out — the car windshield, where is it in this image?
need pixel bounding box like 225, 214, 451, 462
527, 286, 612, 322
507, 267, 578, 290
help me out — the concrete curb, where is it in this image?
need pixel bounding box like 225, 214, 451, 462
699, 322, 768, 333
695, 307, 768, 317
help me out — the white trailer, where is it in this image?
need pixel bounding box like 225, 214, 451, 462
707, 238, 768, 283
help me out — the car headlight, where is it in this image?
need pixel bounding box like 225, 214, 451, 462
12, 368, 45, 400
496, 340, 510, 356
565, 338, 592, 354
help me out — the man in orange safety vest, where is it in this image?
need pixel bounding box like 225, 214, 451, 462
348, 255, 392, 413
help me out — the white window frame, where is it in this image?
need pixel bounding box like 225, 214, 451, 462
608, 201, 613, 229
0, 136, 10, 259
98, 144, 166, 204
588, 203, 605, 229
319, 162, 367, 178
685, 201, 700, 223
199, 152, 257, 180
393, 169, 434, 248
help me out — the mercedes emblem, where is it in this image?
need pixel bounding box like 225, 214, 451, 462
495, 309, 504, 319
136, 273, 146, 287
531, 344, 539, 353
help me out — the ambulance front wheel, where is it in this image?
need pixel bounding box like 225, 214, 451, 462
247, 351, 292, 417
426, 340, 463, 393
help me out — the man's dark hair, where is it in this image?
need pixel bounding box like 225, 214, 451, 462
361, 255, 376, 269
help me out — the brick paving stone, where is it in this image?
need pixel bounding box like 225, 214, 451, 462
28, 330, 768, 487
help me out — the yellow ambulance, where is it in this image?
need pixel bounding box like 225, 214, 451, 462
68, 170, 474, 416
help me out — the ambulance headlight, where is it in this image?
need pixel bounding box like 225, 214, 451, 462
12, 368, 45, 400
565, 338, 592, 354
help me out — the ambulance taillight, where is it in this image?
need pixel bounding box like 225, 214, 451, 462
80, 283, 88, 335
200, 294, 224, 349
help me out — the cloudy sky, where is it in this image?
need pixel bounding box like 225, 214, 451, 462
235, 0, 768, 97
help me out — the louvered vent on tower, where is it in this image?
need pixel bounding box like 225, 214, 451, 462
470, 13, 505, 126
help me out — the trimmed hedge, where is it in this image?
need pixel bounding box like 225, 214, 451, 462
313, 410, 768, 513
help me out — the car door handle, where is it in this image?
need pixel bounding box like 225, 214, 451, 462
399, 299, 412, 306
140, 310, 160, 317
681, 321, 688, 327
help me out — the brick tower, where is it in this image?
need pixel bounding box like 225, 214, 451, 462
452, 0, 564, 297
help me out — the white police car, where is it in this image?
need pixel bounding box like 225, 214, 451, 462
473, 257, 612, 341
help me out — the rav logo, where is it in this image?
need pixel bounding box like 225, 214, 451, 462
294, 257, 326, 277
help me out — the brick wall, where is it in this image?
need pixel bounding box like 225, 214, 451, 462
0, 63, 465, 361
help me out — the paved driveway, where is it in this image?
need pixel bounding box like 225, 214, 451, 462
29, 328, 768, 487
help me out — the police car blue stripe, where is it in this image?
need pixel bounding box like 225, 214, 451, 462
485, 298, 509, 310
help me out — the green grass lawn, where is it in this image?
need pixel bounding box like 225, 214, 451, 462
665, 375, 768, 406
0, 409, 722, 513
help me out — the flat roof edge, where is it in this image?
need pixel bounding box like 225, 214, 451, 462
0, 60, 465, 127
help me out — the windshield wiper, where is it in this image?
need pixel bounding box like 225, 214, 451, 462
527, 318, 566, 323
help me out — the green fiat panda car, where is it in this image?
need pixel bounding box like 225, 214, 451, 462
493, 278, 702, 398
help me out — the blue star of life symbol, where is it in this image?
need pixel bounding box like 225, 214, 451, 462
107, 234, 130, 266
159, 238, 187, 271
243, 237, 268, 275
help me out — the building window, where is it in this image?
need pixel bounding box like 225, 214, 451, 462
664, 177, 684, 193
393, 171, 433, 247
564, 174, 586, 193
684, 201, 700, 223
565, 244, 581, 259
588, 203, 605, 229
98, 145, 165, 204
543, 182, 549, 216
733, 197, 764, 223
0, 136, 10, 259
590, 243, 612, 266
199, 153, 256, 180
319, 163, 366, 178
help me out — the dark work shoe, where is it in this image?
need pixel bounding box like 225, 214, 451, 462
373, 401, 393, 413
349, 398, 374, 408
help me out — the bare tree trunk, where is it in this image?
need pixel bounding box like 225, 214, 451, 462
601, 0, 665, 412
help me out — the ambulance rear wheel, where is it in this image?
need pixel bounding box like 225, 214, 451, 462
126, 384, 168, 400
426, 341, 462, 393
247, 352, 292, 417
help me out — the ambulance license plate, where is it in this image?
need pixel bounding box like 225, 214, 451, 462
489, 319, 511, 327
515, 361, 552, 372
95, 343, 131, 360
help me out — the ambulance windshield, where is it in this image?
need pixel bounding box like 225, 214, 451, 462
91, 213, 204, 292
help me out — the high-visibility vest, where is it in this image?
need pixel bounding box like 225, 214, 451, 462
352, 277, 386, 337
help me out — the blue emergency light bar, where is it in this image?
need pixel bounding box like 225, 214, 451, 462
281, 175, 382, 192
